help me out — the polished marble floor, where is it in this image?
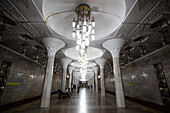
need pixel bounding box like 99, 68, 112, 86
3, 88, 162, 113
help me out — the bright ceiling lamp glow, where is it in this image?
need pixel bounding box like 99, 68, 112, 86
72, 4, 95, 52
72, 4, 96, 79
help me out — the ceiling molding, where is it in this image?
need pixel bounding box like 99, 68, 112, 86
0, 0, 40, 38
128, 0, 169, 39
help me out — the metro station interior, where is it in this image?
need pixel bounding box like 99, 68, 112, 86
0, 0, 170, 113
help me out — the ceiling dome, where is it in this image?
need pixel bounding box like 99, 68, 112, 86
73, 70, 94, 81
42, 0, 126, 40
70, 62, 96, 67
64, 47, 103, 61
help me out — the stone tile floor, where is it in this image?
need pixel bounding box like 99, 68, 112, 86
3, 88, 162, 113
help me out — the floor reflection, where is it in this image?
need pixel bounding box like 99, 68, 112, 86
79, 88, 87, 113
3, 88, 162, 113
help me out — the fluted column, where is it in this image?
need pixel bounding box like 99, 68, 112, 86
61, 58, 72, 91
103, 38, 126, 108
68, 66, 75, 91
93, 66, 99, 93
40, 38, 65, 108
95, 59, 107, 97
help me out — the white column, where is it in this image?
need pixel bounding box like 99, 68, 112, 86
89, 72, 94, 90
73, 75, 75, 84
88, 79, 90, 86
95, 59, 107, 97
73, 70, 76, 85
103, 38, 126, 108
40, 38, 65, 108
75, 78, 79, 85
68, 66, 75, 91
92, 72, 95, 91
93, 66, 99, 93
61, 58, 72, 91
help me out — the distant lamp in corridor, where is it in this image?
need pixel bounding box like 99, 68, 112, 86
30, 75, 34, 79
110, 78, 115, 82
98, 75, 100, 79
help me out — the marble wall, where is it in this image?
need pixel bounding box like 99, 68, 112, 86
51, 72, 62, 92
105, 47, 170, 105
0, 46, 61, 105
105, 73, 115, 93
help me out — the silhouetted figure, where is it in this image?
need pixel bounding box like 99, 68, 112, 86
58, 89, 71, 99
77, 84, 80, 93
91, 84, 93, 89
73, 84, 76, 93
71, 84, 74, 92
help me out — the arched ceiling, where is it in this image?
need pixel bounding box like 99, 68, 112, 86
42, 0, 126, 40
64, 47, 104, 61
73, 70, 94, 81
70, 62, 96, 67
1, 0, 170, 81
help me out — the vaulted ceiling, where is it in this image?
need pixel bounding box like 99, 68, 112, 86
0, 0, 170, 80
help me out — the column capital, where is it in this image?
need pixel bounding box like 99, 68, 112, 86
68, 66, 75, 74
41, 37, 65, 57
95, 59, 107, 69
110, 48, 121, 58
61, 58, 72, 68
92, 66, 99, 74
103, 38, 125, 58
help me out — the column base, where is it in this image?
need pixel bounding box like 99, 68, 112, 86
40, 98, 50, 108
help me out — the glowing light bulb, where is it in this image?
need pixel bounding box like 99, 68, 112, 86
81, 49, 84, 55
83, 25, 86, 32
72, 22, 75, 28
92, 29, 95, 34
81, 41, 86, 49
76, 30, 80, 36
85, 38, 89, 46
84, 20, 87, 26
77, 25, 80, 29
72, 18, 76, 27
85, 32, 89, 37
92, 34, 95, 40
72, 31, 76, 38
88, 22, 92, 31
92, 20, 95, 27
76, 45, 80, 51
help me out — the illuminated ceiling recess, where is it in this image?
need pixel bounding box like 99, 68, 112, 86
42, 0, 126, 40
64, 47, 103, 61
70, 62, 97, 68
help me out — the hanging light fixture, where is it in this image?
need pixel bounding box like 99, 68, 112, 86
72, 4, 95, 77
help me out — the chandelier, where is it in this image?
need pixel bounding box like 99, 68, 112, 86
72, 4, 95, 78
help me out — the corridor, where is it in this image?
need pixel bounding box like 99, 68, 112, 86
2, 88, 162, 113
